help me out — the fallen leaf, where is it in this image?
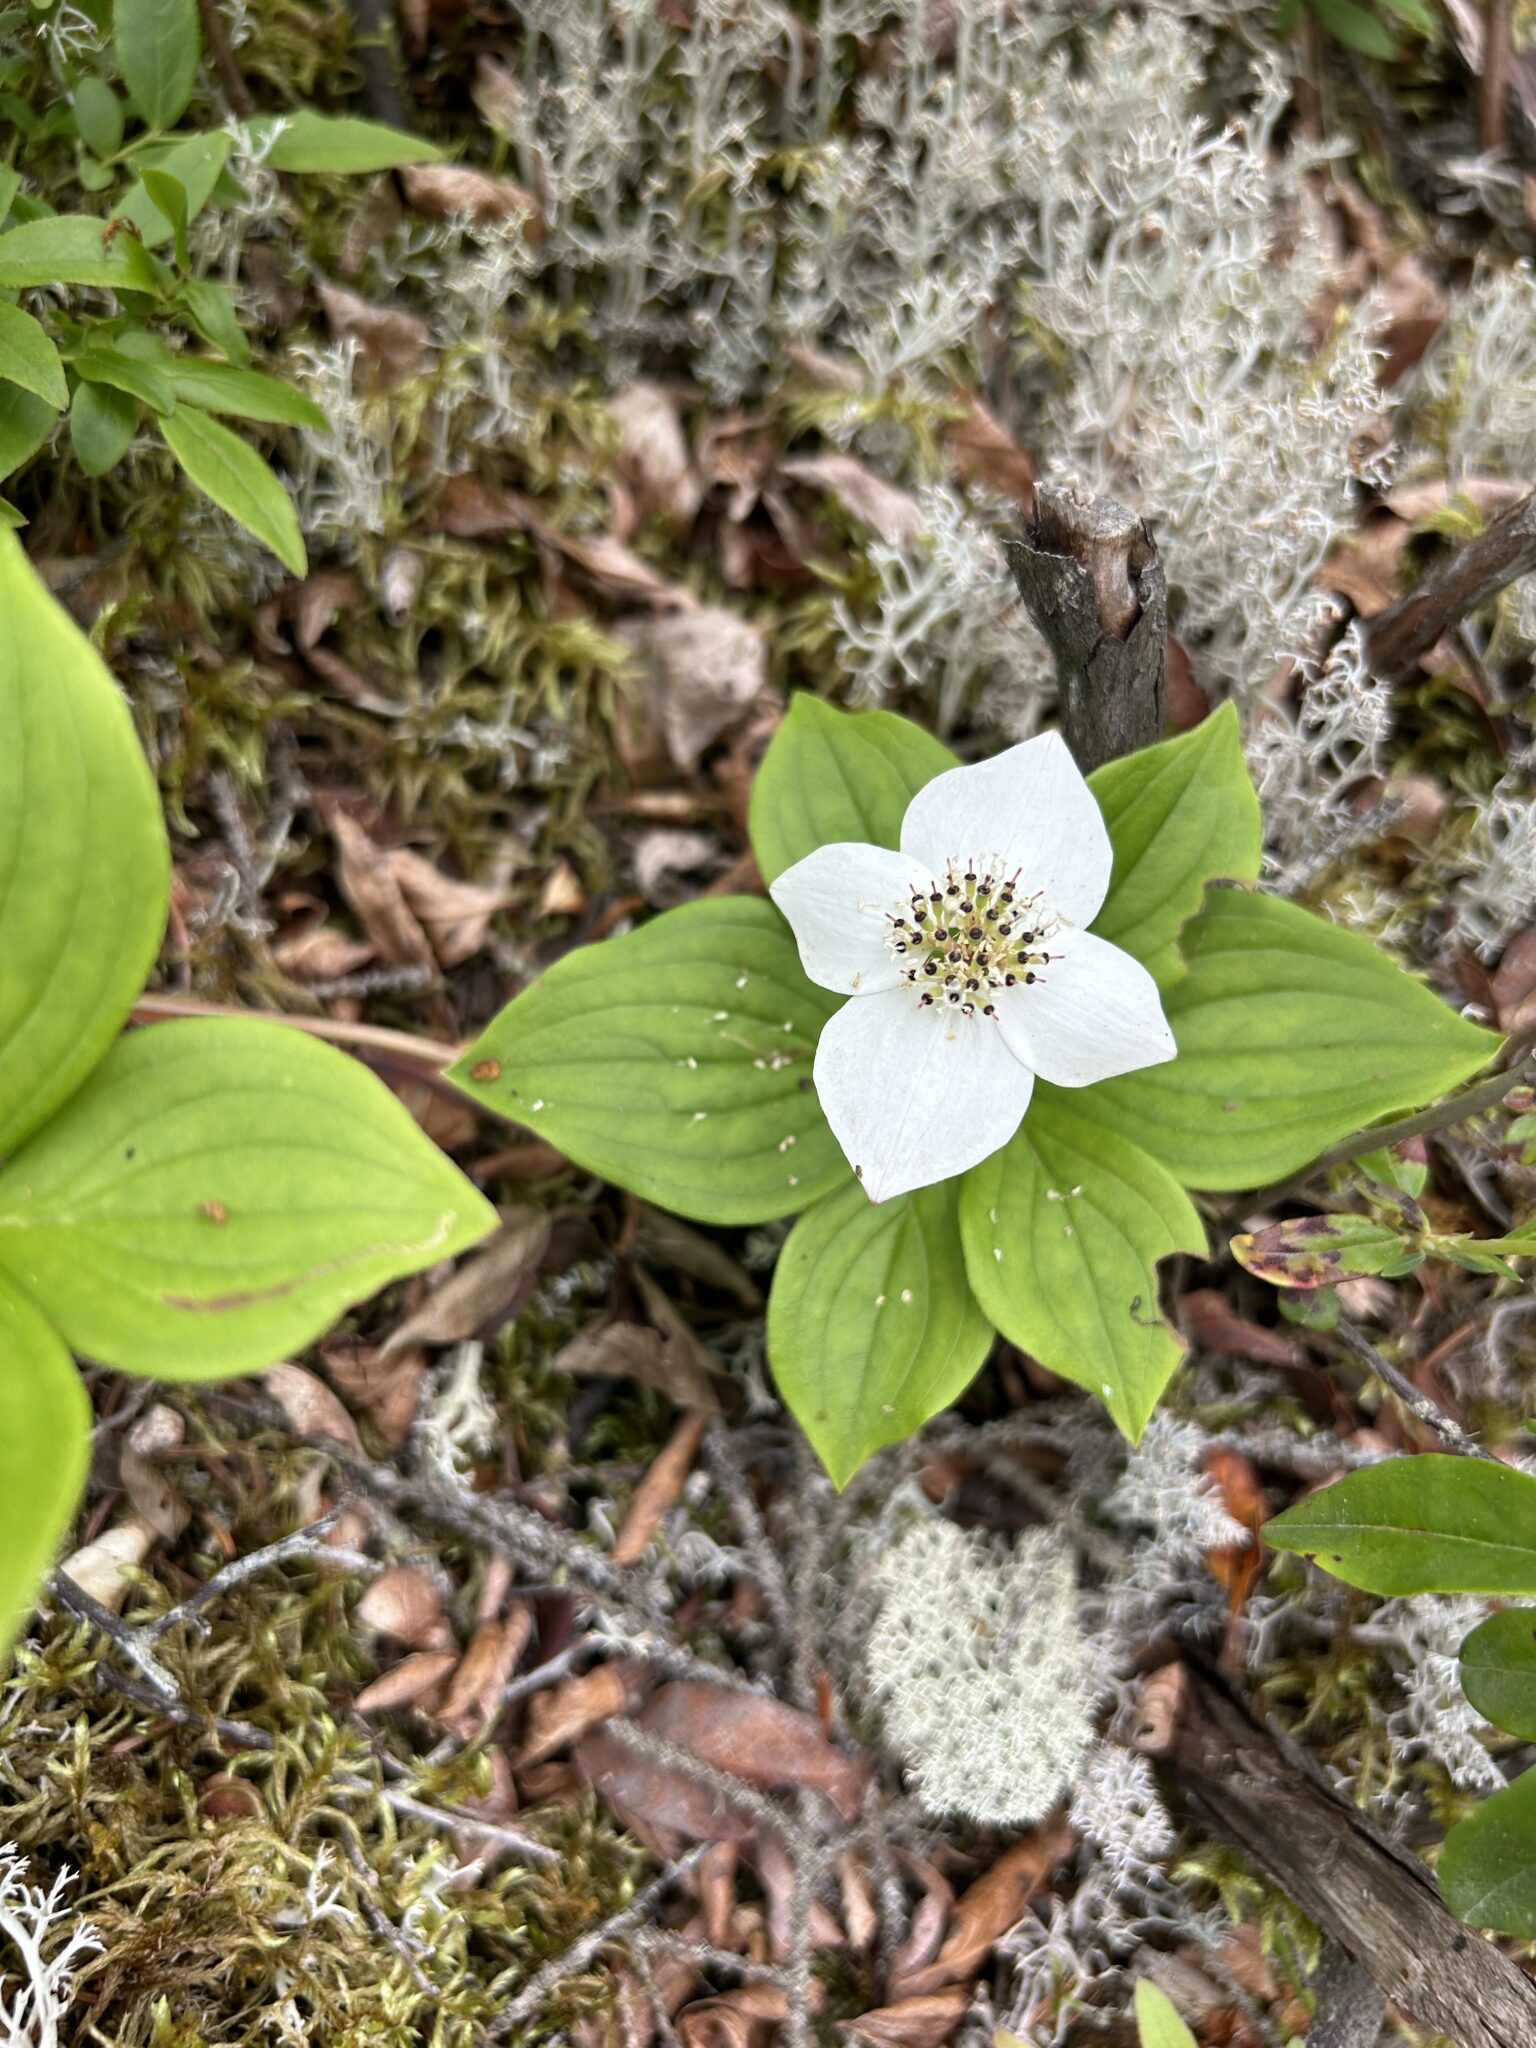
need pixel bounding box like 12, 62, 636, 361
262, 1361, 363, 1453
325, 809, 435, 972
399, 162, 542, 236
637, 1681, 871, 1820
610, 380, 703, 530
839, 1990, 970, 2048
384, 1209, 555, 1355
941, 393, 1035, 503
575, 1726, 756, 1852
520, 1660, 648, 1766
895, 1814, 1073, 1996
620, 606, 768, 769
120, 1403, 189, 1543
838, 1851, 879, 1952
612, 1410, 712, 1566
678, 1983, 820, 2048
272, 919, 376, 983
316, 283, 431, 391
554, 1318, 723, 1415
439, 1605, 534, 1736
57, 1519, 155, 1613
354, 1649, 458, 1715
889, 1857, 953, 1988
1179, 1289, 1305, 1370
779, 453, 923, 544
634, 1206, 762, 1310
633, 827, 721, 906
1128, 1665, 1187, 1757
388, 845, 516, 966
355, 1564, 455, 1651
321, 1339, 426, 1450
536, 859, 586, 918
433, 477, 688, 607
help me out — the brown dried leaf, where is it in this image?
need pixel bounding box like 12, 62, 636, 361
326, 809, 435, 971
320, 1339, 426, 1450
635, 1206, 762, 1310
519, 1660, 646, 1766
388, 846, 516, 966
613, 1411, 712, 1566
57, 1518, 155, 1613
554, 1318, 723, 1415
120, 1402, 189, 1542
272, 920, 377, 983
355, 1564, 455, 1651
262, 1361, 363, 1452
384, 1209, 554, 1355
838, 1851, 879, 1952
621, 607, 768, 769
575, 1727, 756, 1852
536, 859, 586, 919
677, 1983, 817, 2048
610, 380, 703, 529
316, 283, 431, 391
353, 1649, 458, 1715
941, 394, 1035, 504
1128, 1664, 1188, 1757
399, 162, 542, 236
889, 1858, 952, 1987
779, 453, 923, 545
895, 1814, 1073, 1997
1179, 1289, 1305, 1371
472, 54, 524, 139
439, 1605, 534, 1736
638, 1681, 871, 1820
839, 1990, 970, 2048
632, 827, 720, 907
434, 477, 686, 606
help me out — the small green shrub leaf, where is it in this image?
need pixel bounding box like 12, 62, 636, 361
0, 380, 57, 478
0, 302, 66, 410
767, 1176, 992, 1488
0, 532, 169, 1156
449, 898, 848, 1225
164, 358, 326, 428
1073, 890, 1497, 1189
114, 0, 201, 128
0, 1018, 498, 1378
1460, 1610, 1536, 1740
69, 378, 139, 475
118, 133, 231, 246
1089, 704, 1262, 987
959, 1092, 1205, 1440
0, 215, 162, 293
1134, 1982, 1197, 2048
72, 76, 126, 157
160, 404, 306, 574
1267, 1455, 1536, 1594
1440, 1769, 1536, 1934
748, 695, 957, 884
0, 1280, 91, 1662
75, 345, 177, 414
244, 111, 446, 173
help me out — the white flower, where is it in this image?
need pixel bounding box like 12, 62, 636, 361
768, 731, 1176, 1202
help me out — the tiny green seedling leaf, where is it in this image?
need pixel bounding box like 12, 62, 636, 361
114, 0, 202, 130
0, 1280, 92, 1664
1268, 1455, 1536, 1595
1440, 1767, 1536, 1935
0, 301, 67, 411
1134, 1981, 1197, 2048
242, 110, 446, 174
160, 403, 307, 574
1460, 1609, 1536, 1741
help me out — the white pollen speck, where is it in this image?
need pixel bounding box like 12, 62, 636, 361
531, 1099, 545, 1111
778, 1135, 796, 1152
988, 1208, 998, 1225
1063, 1225, 1075, 1238
754, 1058, 767, 1069
735, 974, 749, 989
900, 1288, 913, 1305
1071, 1185, 1084, 1196
713, 1010, 729, 1021
875, 1293, 886, 1307
993, 1247, 1003, 1261
787, 1174, 799, 1186
1102, 1383, 1112, 1398
1046, 1187, 1063, 1202
692, 1111, 708, 1122
781, 1020, 794, 1032
851, 971, 863, 989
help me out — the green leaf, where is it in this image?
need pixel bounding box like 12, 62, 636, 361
449, 897, 848, 1226
1308, 0, 1400, 55
959, 1092, 1204, 1440
243, 110, 445, 174
766, 1177, 993, 1487
1440, 1768, 1536, 1935
114, 0, 201, 129
0, 169, 20, 229
1088, 704, 1262, 988
163, 357, 326, 429
0, 1279, 91, 1664
1460, 1610, 1536, 1740
117, 132, 230, 248
1074, 890, 1498, 1191
160, 404, 306, 575
0, 301, 66, 410
0, 530, 168, 1155
1267, 1455, 1536, 1595
0, 495, 22, 528
0, 378, 56, 479
69, 376, 138, 474
1231, 1212, 1418, 1288
75, 344, 176, 414
0, 1018, 498, 1378
748, 695, 956, 885
1377, 0, 1437, 30
174, 276, 249, 363
0, 214, 162, 293
1134, 1982, 1197, 2048
73, 75, 125, 157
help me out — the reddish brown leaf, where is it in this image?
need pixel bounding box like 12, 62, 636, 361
384, 1209, 555, 1355
895, 1814, 1073, 1997
839, 1989, 970, 2048
575, 1727, 756, 1852
1179, 1289, 1305, 1370
519, 1661, 645, 1766
399, 162, 542, 235
637, 1681, 871, 1820
613, 1410, 712, 1566
354, 1649, 458, 1715
356, 1565, 455, 1651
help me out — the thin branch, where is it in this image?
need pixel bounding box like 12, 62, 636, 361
1366, 487, 1536, 681
130, 992, 461, 1071
196, 0, 255, 113
1480, 0, 1514, 150
1332, 1315, 1494, 1460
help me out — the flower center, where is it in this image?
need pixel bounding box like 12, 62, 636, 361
885, 861, 1059, 1019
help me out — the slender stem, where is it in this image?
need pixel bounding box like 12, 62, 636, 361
1331, 1316, 1493, 1460
1366, 487, 1536, 681
131, 992, 461, 1071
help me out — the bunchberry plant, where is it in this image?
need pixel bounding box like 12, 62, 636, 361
0, 0, 443, 559
0, 533, 496, 1656
451, 692, 1497, 1482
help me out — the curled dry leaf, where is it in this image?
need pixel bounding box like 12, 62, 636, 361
383, 1208, 554, 1356
632, 828, 720, 907
262, 1361, 363, 1453
888, 1858, 953, 1988
779, 453, 923, 545
398, 162, 543, 236
1179, 1289, 1305, 1371
838, 1988, 971, 2048
677, 1982, 821, 2048
439, 1604, 534, 1736
575, 1726, 756, 1852
272, 920, 376, 984
326, 809, 435, 972
322, 1339, 426, 1450
536, 858, 586, 919
354, 1649, 459, 1716
472, 53, 524, 140
355, 1564, 455, 1651
388, 845, 517, 967
634, 1206, 763, 1310
755, 1831, 847, 1956
609, 380, 703, 530
553, 1318, 723, 1415
433, 477, 687, 607
620, 606, 768, 770
57, 1518, 155, 1614
612, 1410, 712, 1567
316, 283, 431, 391
325, 809, 516, 972
519, 1659, 646, 1767
695, 1840, 739, 1949
120, 1402, 190, 1543
941, 393, 1035, 504
638, 1681, 871, 1820
894, 1812, 1073, 1997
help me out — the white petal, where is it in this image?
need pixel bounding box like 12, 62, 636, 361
899, 730, 1111, 926
813, 988, 1035, 1203
769, 841, 927, 997
994, 927, 1176, 1088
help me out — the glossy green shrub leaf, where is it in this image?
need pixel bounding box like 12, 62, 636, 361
118, 133, 230, 246
0, 301, 66, 410
1267, 1455, 1536, 1595
748, 694, 956, 884
0, 381, 56, 478
767, 1177, 992, 1487
176, 277, 249, 363
1076, 890, 1497, 1189
75, 344, 176, 414
0, 1279, 91, 1661
1460, 1609, 1536, 1741
72, 77, 125, 157
450, 898, 847, 1225
0, 215, 162, 293
163, 357, 326, 428
959, 1092, 1204, 1440
1440, 1769, 1536, 1934
1088, 704, 1262, 987
0, 532, 168, 1156
244, 111, 445, 173
114, 0, 201, 128
0, 1018, 497, 1378
1231, 1212, 1419, 1287
160, 404, 306, 574
1134, 1983, 1196, 2048
70, 378, 138, 474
